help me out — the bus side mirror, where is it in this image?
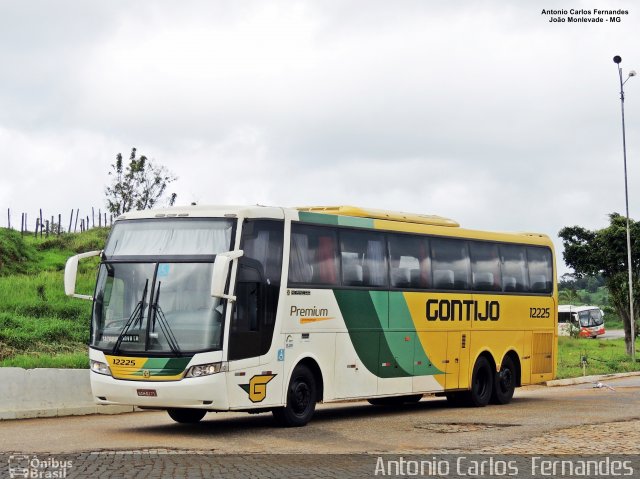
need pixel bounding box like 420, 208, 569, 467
211, 250, 244, 300
64, 250, 102, 300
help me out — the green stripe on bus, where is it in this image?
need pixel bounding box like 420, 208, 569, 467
334, 290, 442, 378
132, 357, 192, 376
298, 211, 374, 229
389, 292, 443, 375
333, 290, 412, 378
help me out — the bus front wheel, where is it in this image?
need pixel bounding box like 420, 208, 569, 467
167, 408, 206, 424
273, 364, 317, 427
491, 356, 516, 405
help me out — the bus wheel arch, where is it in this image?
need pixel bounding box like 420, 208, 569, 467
296, 356, 324, 403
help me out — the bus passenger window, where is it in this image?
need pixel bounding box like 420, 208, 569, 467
289, 225, 339, 286
527, 247, 553, 293
388, 234, 430, 289
470, 242, 501, 292
500, 245, 528, 292
340, 230, 387, 288
431, 238, 470, 290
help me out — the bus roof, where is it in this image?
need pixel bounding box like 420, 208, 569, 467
114, 204, 553, 247
296, 206, 460, 227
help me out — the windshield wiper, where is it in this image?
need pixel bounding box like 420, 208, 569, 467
112, 279, 149, 354
150, 281, 181, 356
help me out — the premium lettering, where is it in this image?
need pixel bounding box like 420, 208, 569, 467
290, 305, 329, 317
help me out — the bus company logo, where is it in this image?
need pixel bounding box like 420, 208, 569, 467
239, 374, 276, 403
426, 299, 500, 322
8, 454, 73, 478
142, 369, 151, 379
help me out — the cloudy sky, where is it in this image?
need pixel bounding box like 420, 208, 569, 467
0, 1, 638, 274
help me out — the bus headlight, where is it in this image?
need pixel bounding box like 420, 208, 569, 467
185, 362, 228, 378
90, 360, 112, 376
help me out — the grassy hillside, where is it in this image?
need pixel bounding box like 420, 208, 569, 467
0, 228, 109, 368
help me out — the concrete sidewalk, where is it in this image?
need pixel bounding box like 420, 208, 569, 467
0, 368, 132, 420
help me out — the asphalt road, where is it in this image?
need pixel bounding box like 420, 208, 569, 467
1, 376, 639, 456
602, 329, 625, 339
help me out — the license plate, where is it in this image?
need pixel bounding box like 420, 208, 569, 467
137, 389, 157, 397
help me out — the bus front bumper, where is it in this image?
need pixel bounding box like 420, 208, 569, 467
90, 371, 230, 410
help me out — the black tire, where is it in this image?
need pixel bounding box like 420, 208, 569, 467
461, 356, 493, 407
167, 408, 206, 424
491, 356, 516, 405
273, 364, 317, 427
368, 394, 422, 406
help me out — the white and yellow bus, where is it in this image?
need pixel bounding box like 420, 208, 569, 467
65, 205, 557, 426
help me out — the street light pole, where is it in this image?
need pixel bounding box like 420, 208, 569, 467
613, 55, 637, 362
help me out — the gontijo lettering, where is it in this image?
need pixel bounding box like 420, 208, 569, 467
426, 299, 500, 321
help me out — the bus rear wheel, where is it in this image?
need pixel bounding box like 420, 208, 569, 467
167, 408, 206, 424
491, 356, 516, 405
273, 364, 317, 427
462, 356, 493, 407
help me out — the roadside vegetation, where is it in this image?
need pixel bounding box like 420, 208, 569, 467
557, 336, 639, 379
0, 228, 108, 368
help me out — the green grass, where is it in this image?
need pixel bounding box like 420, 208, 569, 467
0, 228, 108, 368
0, 351, 89, 368
557, 336, 640, 379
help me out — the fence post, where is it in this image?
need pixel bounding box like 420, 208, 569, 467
7, 208, 10, 229
74, 209, 79, 233
45, 220, 50, 237
39, 209, 43, 239
21, 213, 24, 235
34, 218, 39, 238
58, 214, 62, 235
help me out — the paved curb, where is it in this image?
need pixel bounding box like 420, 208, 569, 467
0, 405, 135, 421
545, 371, 640, 387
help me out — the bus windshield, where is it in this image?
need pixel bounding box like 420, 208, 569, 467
91, 219, 235, 354
578, 309, 604, 327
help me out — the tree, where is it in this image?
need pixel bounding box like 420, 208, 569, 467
105, 148, 177, 216
558, 288, 581, 304
559, 213, 640, 355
